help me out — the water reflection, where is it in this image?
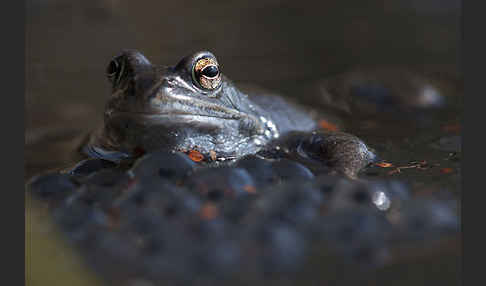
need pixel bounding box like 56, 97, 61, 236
372, 191, 391, 211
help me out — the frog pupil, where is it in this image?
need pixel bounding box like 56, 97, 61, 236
202, 65, 219, 78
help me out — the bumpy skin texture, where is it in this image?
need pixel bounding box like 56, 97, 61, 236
84, 50, 316, 162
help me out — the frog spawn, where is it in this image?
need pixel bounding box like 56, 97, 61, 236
27, 150, 460, 285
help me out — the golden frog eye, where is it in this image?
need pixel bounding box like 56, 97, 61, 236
192, 57, 221, 90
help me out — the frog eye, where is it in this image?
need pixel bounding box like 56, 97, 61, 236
106, 56, 126, 87
192, 57, 222, 90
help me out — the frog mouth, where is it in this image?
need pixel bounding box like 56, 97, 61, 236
110, 112, 243, 126
147, 92, 248, 120
107, 107, 265, 132
106, 90, 269, 134
108, 103, 251, 122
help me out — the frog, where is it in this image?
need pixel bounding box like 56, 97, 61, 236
83, 50, 376, 178
299, 66, 463, 117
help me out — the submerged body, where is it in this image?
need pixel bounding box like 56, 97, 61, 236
84, 50, 375, 177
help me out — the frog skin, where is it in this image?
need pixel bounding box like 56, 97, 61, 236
83, 50, 376, 177
84, 50, 315, 160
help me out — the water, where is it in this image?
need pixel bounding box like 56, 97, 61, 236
25, 0, 462, 285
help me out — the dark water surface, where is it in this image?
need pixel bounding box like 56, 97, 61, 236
26, 0, 462, 285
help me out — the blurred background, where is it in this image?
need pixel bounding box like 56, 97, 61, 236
25, 0, 461, 147
25, 0, 461, 285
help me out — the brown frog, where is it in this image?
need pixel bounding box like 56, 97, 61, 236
83, 50, 376, 177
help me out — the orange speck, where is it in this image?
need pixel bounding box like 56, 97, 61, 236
440, 167, 454, 174
199, 203, 219, 220
375, 162, 394, 168
318, 119, 339, 131
243, 185, 257, 194
106, 207, 120, 229
187, 150, 204, 162
442, 123, 461, 133
133, 146, 146, 157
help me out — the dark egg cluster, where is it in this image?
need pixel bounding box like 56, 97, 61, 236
27, 151, 460, 285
